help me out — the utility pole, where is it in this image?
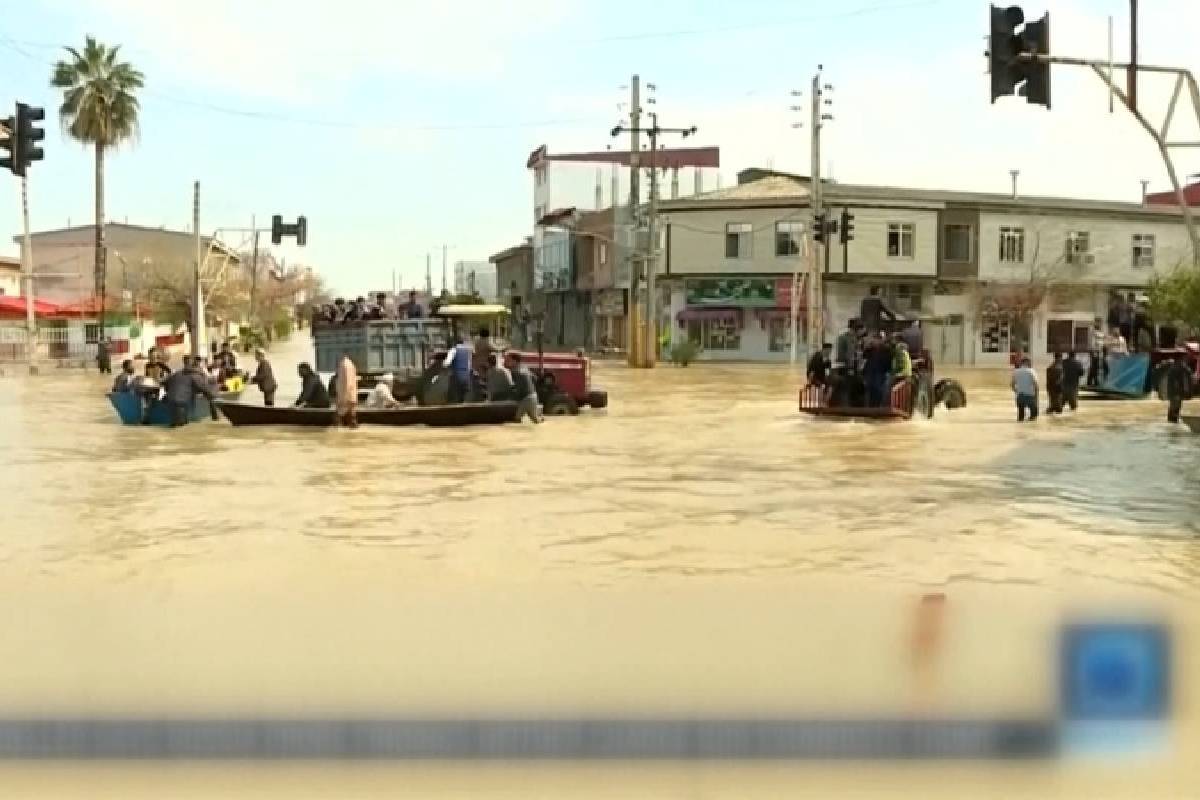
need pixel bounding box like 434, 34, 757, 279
192, 180, 202, 358
441, 244, 448, 295
249, 213, 259, 326
20, 174, 36, 371
806, 67, 833, 355
611, 98, 696, 369
627, 75, 641, 367
425, 252, 432, 295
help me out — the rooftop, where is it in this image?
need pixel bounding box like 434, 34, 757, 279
13, 222, 241, 259
660, 168, 1189, 219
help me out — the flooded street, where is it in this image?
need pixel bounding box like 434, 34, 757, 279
1, 336, 1198, 797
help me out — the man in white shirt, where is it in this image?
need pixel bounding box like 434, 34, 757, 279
1107, 327, 1129, 356
367, 373, 400, 408
1011, 357, 1039, 422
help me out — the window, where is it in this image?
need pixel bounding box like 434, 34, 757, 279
775, 221, 804, 256
980, 314, 1012, 354
1064, 231, 1090, 264
891, 283, 923, 313
887, 223, 914, 258
768, 317, 792, 352
943, 223, 972, 262
999, 226, 1025, 263
1132, 234, 1155, 268
725, 223, 753, 259
1046, 320, 1093, 354
84, 324, 100, 344
686, 319, 741, 351
598, 242, 608, 265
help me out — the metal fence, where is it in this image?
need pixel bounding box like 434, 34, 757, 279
0, 326, 94, 365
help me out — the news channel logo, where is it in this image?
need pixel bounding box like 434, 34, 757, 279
1059, 621, 1171, 756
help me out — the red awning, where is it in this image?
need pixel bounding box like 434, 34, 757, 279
0, 296, 62, 317
676, 307, 743, 325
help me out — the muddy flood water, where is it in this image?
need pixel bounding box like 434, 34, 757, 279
1, 335, 1198, 798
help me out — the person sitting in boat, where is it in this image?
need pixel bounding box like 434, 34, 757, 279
111, 360, 137, 393
367, 373, 401, 409
295, 362, 332, 409
485, 352, 515, 401
144, 347, 172, 382
217, 341, 238, 372
1107, 327, 1129, 357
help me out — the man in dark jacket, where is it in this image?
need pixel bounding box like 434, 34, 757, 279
859, 286, 895, 335
1165, 358, 1192, 423
111, 360, 137, 393
1045, 352, 1064, 414
217, 341, 238, 372
295, 363, 332, 408
96, 338, 112, 374
249, 348, 278, 406
1062, 352, 1085, 411
862, 335, 894, 408
163, 357, 219, 427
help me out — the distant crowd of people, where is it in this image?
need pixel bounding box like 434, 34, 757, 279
309, 290, 489, 326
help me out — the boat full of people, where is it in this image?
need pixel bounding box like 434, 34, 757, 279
106, 343, 246, 427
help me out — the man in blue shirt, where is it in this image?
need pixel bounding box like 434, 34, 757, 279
441, 335, 472, 403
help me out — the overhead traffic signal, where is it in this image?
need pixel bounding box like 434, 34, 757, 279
1, 102, 46, 177
839, 208, 855, 244
270, 214, 308, 247
988, 5, 1051, 109
813, 212, 827, 244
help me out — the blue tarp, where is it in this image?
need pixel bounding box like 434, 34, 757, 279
1101, 353, 1150, 396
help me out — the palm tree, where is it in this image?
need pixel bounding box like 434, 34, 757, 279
50, 36, 144, 325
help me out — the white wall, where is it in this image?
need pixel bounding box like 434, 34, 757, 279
0, 271, 19, 295
978, 211, 1191, 285
664, 207, 804, 276
824, 207, 939, 277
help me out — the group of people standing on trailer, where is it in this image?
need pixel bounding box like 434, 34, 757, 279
807, 288, 922, 410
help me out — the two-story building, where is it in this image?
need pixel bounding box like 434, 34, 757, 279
0, 255, 20, 296
658, 169, 1192, 365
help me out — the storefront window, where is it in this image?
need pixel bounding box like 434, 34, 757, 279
1046, 319, 1092, 354
685, 319, 741, 351
768, 317, 791, 352
980, 314, 1011, 354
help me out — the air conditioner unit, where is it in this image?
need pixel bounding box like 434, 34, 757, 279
1081, 253, 1096, 266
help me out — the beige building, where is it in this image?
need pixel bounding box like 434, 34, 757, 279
0, 256, 19, 297
13, 223, 240, 305
658, 169, 1191, 365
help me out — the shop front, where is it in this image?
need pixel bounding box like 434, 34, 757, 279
670, 276, 804, 362
591, 288, 627, 351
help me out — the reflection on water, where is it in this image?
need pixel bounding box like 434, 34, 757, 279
1, 337, 1197, 590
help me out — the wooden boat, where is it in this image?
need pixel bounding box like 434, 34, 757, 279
799, 375, 933, 421
1179, 416, 1200, 435
214, 400, 519, 428
108, 389, 243, 426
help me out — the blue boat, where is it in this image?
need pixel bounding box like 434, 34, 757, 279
107, 389, 242, 426
1080, 353, 1152, 400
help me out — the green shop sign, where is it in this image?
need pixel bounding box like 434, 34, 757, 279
685, 278, 776, 307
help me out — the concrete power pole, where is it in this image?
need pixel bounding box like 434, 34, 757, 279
425, 252, 432, 295
20, 174, 36, 371
807, 68, 826, 357
249, 213, 259, 326
192, 180, 203, 358
441, 244, 448, 295
627, 74, 641, 367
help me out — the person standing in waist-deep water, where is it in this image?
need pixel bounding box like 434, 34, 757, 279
442, 335, 472, 404
1061, 352, 1084, 412
1165, 357, 1192, 423
335, 353, 359, 428
96, 337, 112, 374
506, 351, 542, 424
163, 356, 219, 427
111, 359, 137, 393
1011, 357, 1039, 422
249, 348, 278, 406
1045, 352, 1064, 415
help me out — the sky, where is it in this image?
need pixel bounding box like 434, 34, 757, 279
1, 0, 1199, 294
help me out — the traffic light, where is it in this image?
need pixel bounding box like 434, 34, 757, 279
1, 102, 46, 178
270, 214, 308, 247
813, 212, 827, 244
840, 208, 855, 244
988, 5, 1051, 109
0, 115, 14, 176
